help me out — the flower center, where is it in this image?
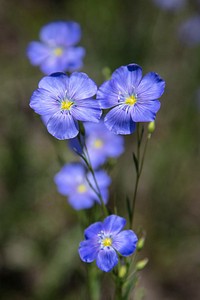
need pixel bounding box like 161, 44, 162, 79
53, 47, 63, 56
77, 184, 87, 193
61, 100, 74, 110
93, 139, 103, 148
125, 95, 137, 106
102, 237, 112, 247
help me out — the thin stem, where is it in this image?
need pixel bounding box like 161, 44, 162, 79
130, 125, 151, 229
78, 131, 108, 217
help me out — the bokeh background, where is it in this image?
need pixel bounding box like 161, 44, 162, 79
0, 0, 199, 299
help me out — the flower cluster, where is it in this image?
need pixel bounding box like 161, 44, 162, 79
28, 21, 165, 276
30, 64, 164, 139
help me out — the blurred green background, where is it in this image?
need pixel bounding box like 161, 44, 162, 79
0, 0, 199, 299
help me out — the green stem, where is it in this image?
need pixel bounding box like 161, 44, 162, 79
78, 131, 108, 217
130, 125, 151, 229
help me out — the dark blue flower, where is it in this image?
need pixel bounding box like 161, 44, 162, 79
97, 63, 165, 135
69, 120, 124, 169
30, 72, 102, 140
79, 215, 138, 272
54, 163, 111, 210
27, 21, 85, 74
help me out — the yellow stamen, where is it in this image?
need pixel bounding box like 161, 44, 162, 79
93, 139, 103, 148
102, 237, 112, 247
53, 47, 63, 56
77, 184, 87, 193
61, 100, 73, 110
125, 95, 137, 106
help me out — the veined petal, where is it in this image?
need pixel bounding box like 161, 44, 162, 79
104, 105, 136, 135
38, 73, 68, 98
68, 72, 97, 100
137, 72, 165, 101
96, 247, 118, 272
71, 103, 102, 122
84, 222, 103, 239
112, 230, 138, 256
97, 80, 119, 109
111, 64, 143, 95
27, 42, 50, 65
47, 111, 79, 139
79, 239, 99, 263
102, 215, 126, 235
131, 100, 161, 122
30, 89, 59, 115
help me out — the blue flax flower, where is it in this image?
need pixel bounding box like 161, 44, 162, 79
27, 21, 85, 74
97, 63, 165, 135
30, 72, 102, 140
54, 163, 111, 210
79, 215, 138, 272
69, 120, 124, 169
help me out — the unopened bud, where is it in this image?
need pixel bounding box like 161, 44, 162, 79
137, 236, 145, 251
119, 265, 127, 278
135, 258, 149, 271
148, 121, 155, 134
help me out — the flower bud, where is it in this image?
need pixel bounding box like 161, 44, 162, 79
119, 265, 127, 278
148, 121, 155, 134
135, 258, 148, 271
137, 236, 145, 251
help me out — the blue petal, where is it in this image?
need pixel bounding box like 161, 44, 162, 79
68, 193, 95, 210
104, 105, 136, 135
131, 100, 161, 122
68, 72, 97, 100
40, 54, 67, 75
111, 64, 143, 95
112, 230, 138, 256
87, 170, 111, 204
84, 222, 103, 239
87, 170, 111, 189
68, 137, 83, 155
38, 73, 68, 99
79, 239, 99, 263
102, 215, 126, 235
40, 21, 81, 47
97, 80, 119, 109
137, 72, 165, 101
47, 111, 79, 139
30, 89, 59, 116
64, 46, 85, 72
71, 101, 102, 122
96, 247, 118, 272
54, 163, 85, 195
27, 42, 50, 65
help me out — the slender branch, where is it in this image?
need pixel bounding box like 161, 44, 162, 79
130, 125, 151, 229
77, 130, 108, 217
